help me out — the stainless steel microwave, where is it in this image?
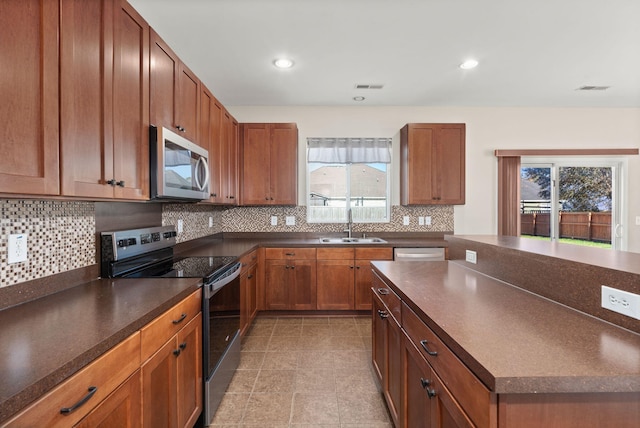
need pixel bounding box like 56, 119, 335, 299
150, 125, 210, 201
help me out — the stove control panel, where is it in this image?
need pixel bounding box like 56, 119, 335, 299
101, 226, 177, 261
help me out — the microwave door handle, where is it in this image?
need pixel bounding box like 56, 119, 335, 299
194, 157, 209, 192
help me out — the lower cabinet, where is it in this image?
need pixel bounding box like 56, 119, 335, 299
141, 303, 202, 428
264, 248, 317, 310
240, 249, 259, 335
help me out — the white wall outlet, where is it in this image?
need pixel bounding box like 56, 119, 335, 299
177, 219, 183, 233
403, 216, 410, 226
636, 216, 640, 226
271, 216, 278, 226
424, 216, 432, 226
418, 216, 425, 225
8, 233, 28, 264
209, 216, 213, 228
465, 250, 477, 264
285, 216, 295, 226
601, 285, 640, 320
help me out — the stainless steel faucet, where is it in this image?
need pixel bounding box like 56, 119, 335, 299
344, 208, 353, 239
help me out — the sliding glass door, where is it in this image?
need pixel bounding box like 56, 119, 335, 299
521, 160, 623, 249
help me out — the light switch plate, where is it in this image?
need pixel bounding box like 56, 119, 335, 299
424, 216, 432, 226
8, 233, 28, 264
403, 216, 410, 226
271, 216, 278, 226
286, 216, 295, 226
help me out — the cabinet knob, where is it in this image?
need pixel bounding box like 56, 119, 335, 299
420, 378, 431, 389
229, 196, 235, 199
179, 342, 187, 350
265, 197, 269, 200
427, 388, 437, 399
173, 349, 181, 357
106, 179, 116, 186
116, 180, 125, 187
211, 193, 217, 197
176, 125, 185, 132
350, 266, 354, 269
377, 288, 390, 295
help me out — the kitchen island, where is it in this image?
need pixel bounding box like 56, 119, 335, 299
372, 249, 640, 427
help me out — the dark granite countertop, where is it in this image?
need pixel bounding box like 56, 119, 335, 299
175, 234, 448, 257
371, 260, 640, 394
0, 277, 201, 423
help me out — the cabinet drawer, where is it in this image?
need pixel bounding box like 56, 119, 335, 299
372, 272, 401, 322
316, 247, 354, 260
265, 247, 316, 260
355, 247, 393, 260
240, 249, 258, 274
4, 332, 140, 428
402, 302, 492, 428
141, 290, 202, 361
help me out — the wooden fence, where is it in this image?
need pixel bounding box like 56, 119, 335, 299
521, 212, 611, 243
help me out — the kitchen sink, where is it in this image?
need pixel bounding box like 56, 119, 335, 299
319, 237, 387, 244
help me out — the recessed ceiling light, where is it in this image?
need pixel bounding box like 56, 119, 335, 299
273, 58, 294, 69
353, 96, 365, 101
459, 59, 479, 69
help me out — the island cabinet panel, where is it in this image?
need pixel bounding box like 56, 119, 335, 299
265, 248, 317, 310
60, 0, 149, 200
372, 285, 402, 427
240, 249, 259, 335
0, 0, 60, 196
401, 123, 465, 205
354, 247, 393, 310
239, 123, 298, 206
3, 332, 141, 427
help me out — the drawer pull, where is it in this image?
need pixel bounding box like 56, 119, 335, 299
377, 288, 390, 295
377, 309, 389, 319
179, 341, 187, 350
420, 340, 438, 356
172, 313, 187, 324
420, 377, 431, 389
285, 252, 295, 256
60, 386, 97, 415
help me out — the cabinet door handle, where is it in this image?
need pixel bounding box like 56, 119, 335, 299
60, 386, 98, 415
106, 179, 116, 186
176, 125, 185, 132
172, 313, 187, 324
285, 252, 295, 256
420, 377, 431, 389
377, 288, 390, 295
350, 266, 354, 269
229, 195, 235, 199
377, 309, 389, 319
116, 180, 125, 187
427, 388, 437, 399
247, 274, 253, 279
420, 339, 438, 356
356, 266, 360, 269
173, 349, 181, 357
211, 193, 217, 197
179, 341, 187, 350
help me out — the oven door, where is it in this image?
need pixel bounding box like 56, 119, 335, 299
202, 262, 241, 425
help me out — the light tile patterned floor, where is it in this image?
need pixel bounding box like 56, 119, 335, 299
209, 316, 393, 428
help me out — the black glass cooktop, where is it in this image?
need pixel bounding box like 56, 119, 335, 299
124, 255, 237, 280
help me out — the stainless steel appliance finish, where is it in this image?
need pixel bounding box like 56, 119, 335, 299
100, 226, 241, 427
150, 125, 210, 201
394, 247, 445, 261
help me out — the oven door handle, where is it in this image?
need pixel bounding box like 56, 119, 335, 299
205, 262, 242, 298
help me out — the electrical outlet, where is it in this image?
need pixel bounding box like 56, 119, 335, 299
465, 250, 477, 264
286, 216, 295, 226
601, 285, 640, 320
636, 216, 640, 226
418, 216, 425, 225
177, 219, 183, 233
271, 216, 278, 226
424, 216, 432, 226
8, 234, 28, 264
209, 216, 213, 228
403, 216, 410, 226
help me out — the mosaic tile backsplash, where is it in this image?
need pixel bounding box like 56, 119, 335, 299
0, 200, 95, 288
1, 201, 452, 289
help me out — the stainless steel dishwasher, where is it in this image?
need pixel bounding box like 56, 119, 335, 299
393, 247, 445, 261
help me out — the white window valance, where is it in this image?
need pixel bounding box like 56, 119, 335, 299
307, 137, 391, 163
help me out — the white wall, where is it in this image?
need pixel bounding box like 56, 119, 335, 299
229, 106, 640, 253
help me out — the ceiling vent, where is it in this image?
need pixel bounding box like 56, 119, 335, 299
355, 84, 384, 89
577, 85, 610, 91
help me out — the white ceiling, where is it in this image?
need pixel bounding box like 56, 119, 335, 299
129, 0, 640, 108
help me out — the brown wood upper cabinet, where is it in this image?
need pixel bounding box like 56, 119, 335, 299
150, 29, 201, 145
0, 0, 60, 196
400, 123, 465, 205
60, 0, 149, 200
240, 123, 298, 205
